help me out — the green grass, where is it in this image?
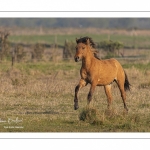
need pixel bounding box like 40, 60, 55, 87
8, 34, 150, 49
0, 61, 81, 76
122, 62, 150, 70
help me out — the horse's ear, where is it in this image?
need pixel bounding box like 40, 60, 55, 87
76, 38, 78, 43
86, 38, 90, 45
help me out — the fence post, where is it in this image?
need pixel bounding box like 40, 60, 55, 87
11, 48, 15, 68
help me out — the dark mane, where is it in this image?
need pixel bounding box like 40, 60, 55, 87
76, 36, 100, 60
76, 36, 96, 48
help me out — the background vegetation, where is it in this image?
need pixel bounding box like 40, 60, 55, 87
1, 18, 150, 29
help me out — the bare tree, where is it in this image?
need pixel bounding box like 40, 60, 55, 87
0, 30, 10, 61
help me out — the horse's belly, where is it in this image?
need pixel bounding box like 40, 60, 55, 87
96, 77, 115, 86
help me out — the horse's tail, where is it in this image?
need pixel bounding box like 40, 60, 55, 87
124, 70, 131, 91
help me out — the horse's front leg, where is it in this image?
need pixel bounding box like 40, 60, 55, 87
87, 83, 96, 107
104, 84, 112, 109
74, 79, 87, 110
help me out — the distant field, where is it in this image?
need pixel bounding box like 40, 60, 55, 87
0, 59, 150, 132
8, 33, 150, 49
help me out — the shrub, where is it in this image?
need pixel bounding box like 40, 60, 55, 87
63, 39, 76, 59
99, 40, 124, 58
0, 30, 10, 61
14, 44, 26, 62
79, 107, 103, 125
31, 43, 45, 61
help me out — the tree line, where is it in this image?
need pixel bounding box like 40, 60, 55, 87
1, 18, 150, 29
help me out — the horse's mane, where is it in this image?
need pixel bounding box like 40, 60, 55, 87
76, 36, 96, 48
76, 36, 100, 60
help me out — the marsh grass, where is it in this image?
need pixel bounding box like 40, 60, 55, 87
79, 107, 104, 125
0, 60, 150, 132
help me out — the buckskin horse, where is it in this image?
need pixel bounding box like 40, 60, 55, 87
74, 36, 130, 111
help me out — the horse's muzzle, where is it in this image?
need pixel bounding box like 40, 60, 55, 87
74, 56, 80, 62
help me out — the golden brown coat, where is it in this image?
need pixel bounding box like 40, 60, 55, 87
74, 37, 130, 111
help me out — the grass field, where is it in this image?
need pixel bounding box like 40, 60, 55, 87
8, 28, 150, 50
0, 58, 150, 132
9, 34, 150, 49
1, 28, 150, 132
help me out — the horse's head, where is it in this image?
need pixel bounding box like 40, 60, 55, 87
74, 38, 90, 62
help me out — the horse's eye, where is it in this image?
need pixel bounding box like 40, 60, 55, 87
82, 47, 85, 50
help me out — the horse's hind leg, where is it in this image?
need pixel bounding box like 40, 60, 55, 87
116, 80, 128, 111
104, 84, 112, 109
74, 79, 87, 110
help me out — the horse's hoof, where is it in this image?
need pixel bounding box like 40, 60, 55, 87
124, 106, 128, 112
74, 105, 79, 110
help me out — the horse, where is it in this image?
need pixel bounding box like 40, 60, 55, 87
74, 36, 130, 111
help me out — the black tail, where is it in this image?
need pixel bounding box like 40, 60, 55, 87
124, 71, 131, 91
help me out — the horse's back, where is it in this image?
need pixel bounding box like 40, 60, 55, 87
103, 58, 125, 80
98, 58, 124, 81
100, 58, 118, 70
102, 58, 123, 69
91, 58, 117, 85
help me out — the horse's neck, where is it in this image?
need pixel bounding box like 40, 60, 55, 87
82, 54, 95, 71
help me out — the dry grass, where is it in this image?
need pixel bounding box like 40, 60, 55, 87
0, 59, 150, 132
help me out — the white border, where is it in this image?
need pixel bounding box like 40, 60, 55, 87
0, 1, 150, 149
0, 0, 150, 12
0, 137, 149, 150
0, 12, 150, 18
0, 133, 150, 139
